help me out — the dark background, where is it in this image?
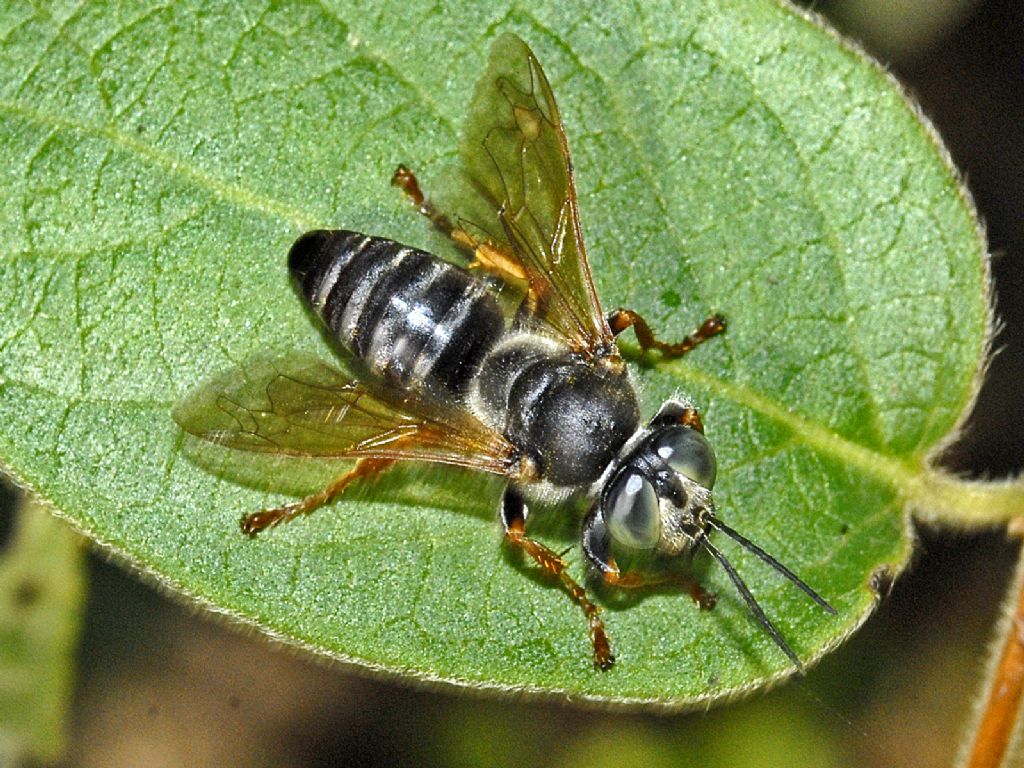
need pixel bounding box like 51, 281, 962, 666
3, 1, 1023, 765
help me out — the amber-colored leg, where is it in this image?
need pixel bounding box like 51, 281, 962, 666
583, 508, 715, 610
649, 402, 707, 433
501, 487, 613, 670
506, 521, 614, 670
608, 309, 726, 357
603, 561, 717, 610
391, 165, 463, 242
677, 408, 705, 434
240, 458, 396, 537
392, 165, 527, 284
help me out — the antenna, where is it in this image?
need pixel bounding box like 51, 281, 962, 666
701, 537, 804, 669
698, 518, 836, 668
706, 516, 836, 615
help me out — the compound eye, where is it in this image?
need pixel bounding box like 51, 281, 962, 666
653, 427, 717, 489
604, 471, 660, 550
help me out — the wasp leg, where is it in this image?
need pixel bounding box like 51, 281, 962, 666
608, 308, 726, 357
500, 485, 614, 670
240, 458, 396, 537
582, 506, 715, 609
392, 165, 527, 284
648, 400, 707, 434
609, 570, 717, 610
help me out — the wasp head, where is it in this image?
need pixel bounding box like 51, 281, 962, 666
599, 401, 717, 556
588, 401, 836, 668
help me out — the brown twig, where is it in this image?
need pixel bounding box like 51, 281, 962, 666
964, 526, 1024, 768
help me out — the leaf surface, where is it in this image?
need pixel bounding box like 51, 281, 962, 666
0, 0, 996, 703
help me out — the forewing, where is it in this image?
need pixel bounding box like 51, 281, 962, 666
172, 354, 516, 475
458, 33, 615, 357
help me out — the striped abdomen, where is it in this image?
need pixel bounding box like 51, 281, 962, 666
288, 230, 505, 398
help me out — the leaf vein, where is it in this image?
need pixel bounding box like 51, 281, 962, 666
0, 98, 317, 230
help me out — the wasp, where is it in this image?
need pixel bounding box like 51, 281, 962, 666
174, 33, 835, 670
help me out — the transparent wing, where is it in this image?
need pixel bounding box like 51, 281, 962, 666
457, 32, 615, 358
172, 353, 516, 475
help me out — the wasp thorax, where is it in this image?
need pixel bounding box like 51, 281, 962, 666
473, 334, 640, 487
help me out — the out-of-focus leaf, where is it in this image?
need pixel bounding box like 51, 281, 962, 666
0, 497, 85, 763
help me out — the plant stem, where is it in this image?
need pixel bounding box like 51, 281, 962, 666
913, 475, 1024, 528
962, 527, 1024, 768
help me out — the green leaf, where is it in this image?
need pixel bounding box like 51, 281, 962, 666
0, 0, 1008, 704
0, 496, 85, 763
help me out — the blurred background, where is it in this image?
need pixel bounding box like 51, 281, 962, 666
2, 0, 1023, 766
